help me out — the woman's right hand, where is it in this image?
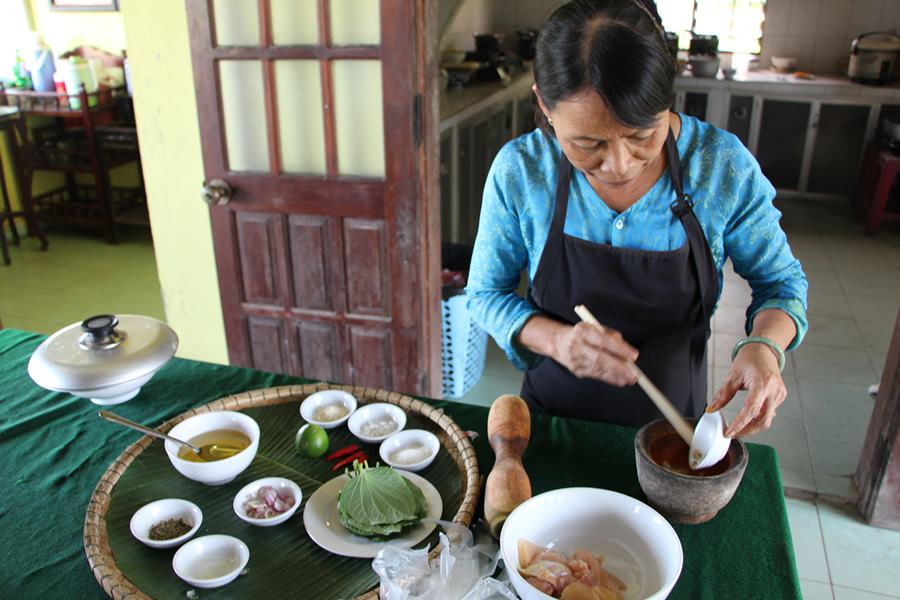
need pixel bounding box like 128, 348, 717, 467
517, 315, 639, 387
554, 322, 640, 386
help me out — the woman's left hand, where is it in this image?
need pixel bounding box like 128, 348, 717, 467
708, 342, 787, 438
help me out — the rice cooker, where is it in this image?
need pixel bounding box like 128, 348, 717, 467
848, 32, 900, 84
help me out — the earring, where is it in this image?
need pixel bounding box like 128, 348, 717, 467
548, 117, 554, 126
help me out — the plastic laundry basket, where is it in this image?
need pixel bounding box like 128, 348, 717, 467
441, 294, 488, 399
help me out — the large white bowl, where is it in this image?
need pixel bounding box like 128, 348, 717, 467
130, 498, 202, 549
299, 390, 357, 430
347, 402, 407, 444
379, 429, 440, 472
233, 477, 302, 527
164, 411, 260, 486
500, 487, 683, 600
172, 534, 249, 589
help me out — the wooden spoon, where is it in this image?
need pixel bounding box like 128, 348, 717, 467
574, 305, 695, 445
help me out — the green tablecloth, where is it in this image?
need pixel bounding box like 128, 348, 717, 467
0, 328, 801, 599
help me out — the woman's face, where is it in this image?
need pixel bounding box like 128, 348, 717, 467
538, 88, 670, 196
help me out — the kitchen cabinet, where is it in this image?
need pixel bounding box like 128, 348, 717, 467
756, 99, 813, 191
673, 76, 895, 200
440, 72, 535, 244
726, 95, 754, 147
808, 103, 873, 195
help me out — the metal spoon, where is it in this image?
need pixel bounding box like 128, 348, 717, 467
98, 410, 243, 461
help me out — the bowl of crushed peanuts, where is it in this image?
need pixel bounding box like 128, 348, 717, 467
299, 390, 357, 429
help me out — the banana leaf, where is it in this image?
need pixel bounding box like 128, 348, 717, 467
104, 401, 462, 599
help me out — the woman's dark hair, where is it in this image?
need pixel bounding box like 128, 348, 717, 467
532, 0, 676, 134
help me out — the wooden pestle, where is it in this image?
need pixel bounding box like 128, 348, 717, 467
484, 394, 532, 539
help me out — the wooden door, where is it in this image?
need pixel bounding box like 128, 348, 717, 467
185, 0, 441, 397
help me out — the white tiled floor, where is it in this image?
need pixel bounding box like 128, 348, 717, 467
3, 199, 900, 598
451, 197, 900, 599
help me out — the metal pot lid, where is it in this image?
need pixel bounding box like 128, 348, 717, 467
28, 314, 178, 392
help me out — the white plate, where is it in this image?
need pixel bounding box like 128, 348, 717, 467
303, 469, 443, 558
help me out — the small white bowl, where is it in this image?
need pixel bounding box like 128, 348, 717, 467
130, 498, 202, 549
348, 402, 407, 443
771, 55, 797, 71
379, 429, 440, 472
299, 390, 357, 429
233, 477, 302, 527
173, 534, 249, 589
165, 411, 260, 486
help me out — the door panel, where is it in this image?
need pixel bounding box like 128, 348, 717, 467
349, 326, 392, 390
297, 320, 340, 380
288, 215, 334, 311
247, 316, 287, 371
344, 219, 389, 317
236, 212, 283, 305
186, 0, 440, 396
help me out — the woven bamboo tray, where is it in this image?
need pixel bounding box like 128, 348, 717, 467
84, 383, 482, 600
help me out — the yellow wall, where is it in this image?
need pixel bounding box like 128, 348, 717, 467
119, 0, 228, 364
29, 1, 127, 57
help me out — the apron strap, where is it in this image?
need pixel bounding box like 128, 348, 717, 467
665, 129, 718, 358
531, 153, 572, 308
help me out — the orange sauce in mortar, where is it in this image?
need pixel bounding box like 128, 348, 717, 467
649, 430, 731, 477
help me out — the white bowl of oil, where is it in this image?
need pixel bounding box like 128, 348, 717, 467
164, 411, 259, 486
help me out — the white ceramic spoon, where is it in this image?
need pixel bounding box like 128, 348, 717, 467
689, 410, 730, 470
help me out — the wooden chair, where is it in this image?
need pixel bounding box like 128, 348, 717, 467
0, 106, 48, 264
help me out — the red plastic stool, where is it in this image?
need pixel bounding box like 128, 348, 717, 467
856, 145, 900, 236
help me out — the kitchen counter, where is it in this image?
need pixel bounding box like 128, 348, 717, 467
677, 68, 900, 100
440, 68, 534, 128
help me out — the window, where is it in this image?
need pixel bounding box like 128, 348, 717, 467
0, 0, 33, 82
657, 0, 766, 54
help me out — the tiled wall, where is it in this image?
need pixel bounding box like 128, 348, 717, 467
440, 0, 900, 76
763, 0, 900, 75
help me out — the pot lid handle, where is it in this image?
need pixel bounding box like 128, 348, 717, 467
79, 314, 127, 350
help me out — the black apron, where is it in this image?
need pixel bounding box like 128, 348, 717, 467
521, 130, 719, 427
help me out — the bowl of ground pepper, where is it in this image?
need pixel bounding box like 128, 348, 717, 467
130, 498, 203, 549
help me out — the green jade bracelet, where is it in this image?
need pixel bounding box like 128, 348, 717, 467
732, 336, 786, 372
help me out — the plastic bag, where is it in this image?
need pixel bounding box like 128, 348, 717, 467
372, 520, 518, 600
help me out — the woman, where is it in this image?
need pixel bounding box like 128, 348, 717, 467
465, 0, 807, 439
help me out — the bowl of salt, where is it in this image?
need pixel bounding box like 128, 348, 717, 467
348, 402, 407, 443
379, 429, 440, 472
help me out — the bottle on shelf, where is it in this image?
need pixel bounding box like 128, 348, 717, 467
12, 50, 32, 89
22, 31, 56, 92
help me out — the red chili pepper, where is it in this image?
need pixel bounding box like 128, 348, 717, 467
333, 451, 367, 471
325, 445, 359, 461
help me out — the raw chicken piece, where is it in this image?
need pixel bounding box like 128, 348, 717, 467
573, 549, 626, 594
518, 539, 627, 599
520, 559, 577, 591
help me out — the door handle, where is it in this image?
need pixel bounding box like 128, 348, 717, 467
201, 178, 233, 205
